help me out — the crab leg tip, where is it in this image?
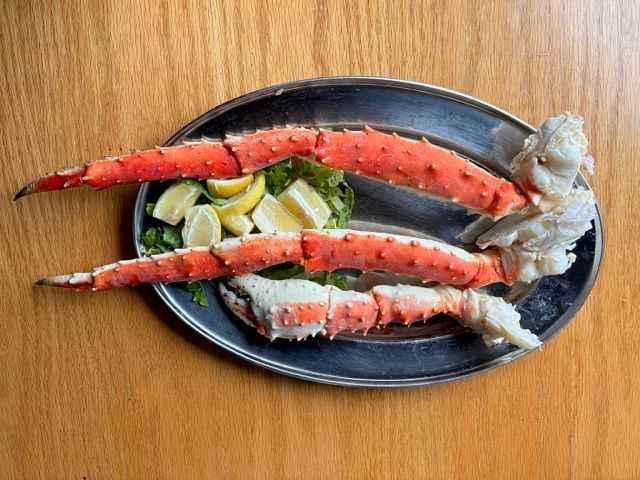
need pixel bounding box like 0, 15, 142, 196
35, 272, 93, 289
13, 183, 32, 201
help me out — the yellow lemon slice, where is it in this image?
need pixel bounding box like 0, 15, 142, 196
152, 182, 202, 225
207, 174, 254, 198
221, 213, 255, 237
215, 173, 265, 218
277, 178, 332, 228
251, 194, 304, 234
181, 205, 222, 247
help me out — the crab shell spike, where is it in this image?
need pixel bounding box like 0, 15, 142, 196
315, 128, 527, 218
224, 127, 318, 174
15, 142, 240, 198
302, 229, 507, 288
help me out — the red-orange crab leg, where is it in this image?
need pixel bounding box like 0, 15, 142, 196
14, 128, 315, 199
222, 274, 541, 348
315, 127, 527, 218
15, 125, 529, 220
301, 229, 507, 288
37, 233, 303, 291
36, 247, 230, 291
224, 127, 317, 173
36, 230, 509, 291
15, 142, 238, 199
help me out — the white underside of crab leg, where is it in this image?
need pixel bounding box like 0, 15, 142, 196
226, 274, 327, 340
223, 274, 541, 349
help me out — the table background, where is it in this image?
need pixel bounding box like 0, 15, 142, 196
1, 1, 638, 478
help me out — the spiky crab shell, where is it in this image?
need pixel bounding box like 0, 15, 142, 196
18, 166, 85, 197
373, 284, 462, 326
226, 274, 327, 340
325, 288, 378, 337
212, 232, 304, 276
221, 274, 541, 349
85, 142, 240, 188
92, 247, 228, 291
301, 229, 507, 288
225, 127, 317, 174
315, 127, 527, 218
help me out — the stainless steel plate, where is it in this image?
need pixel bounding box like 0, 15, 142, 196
133, 77, 603, 387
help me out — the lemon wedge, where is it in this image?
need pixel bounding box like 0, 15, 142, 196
215, 173, 265, 218
181, 205, 222, 247
207, 174, 254, 198
277, 178, 332, 228
252, 194, 303, 233
221, 214, 255, 237
152, 182, 202, 225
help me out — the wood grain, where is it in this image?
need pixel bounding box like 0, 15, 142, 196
1, 0, 638, 478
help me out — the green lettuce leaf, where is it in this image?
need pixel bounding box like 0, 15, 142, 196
141, 225, 183, 255
263, 158, 355, 229
178, 179, 227, 206
258, 263, 349, 289
184, 281, 209, 307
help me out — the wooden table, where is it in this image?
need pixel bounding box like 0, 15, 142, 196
1, 1, 637, 478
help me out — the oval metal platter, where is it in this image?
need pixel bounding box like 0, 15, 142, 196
133, 77, 603, 387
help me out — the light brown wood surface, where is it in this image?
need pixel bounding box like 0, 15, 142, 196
1, 1, 638, 478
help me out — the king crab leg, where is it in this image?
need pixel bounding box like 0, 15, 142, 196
220, 274, 541, 349
36, 229, 511, 291
36, 207, 596, 293
16, 113, 592, 219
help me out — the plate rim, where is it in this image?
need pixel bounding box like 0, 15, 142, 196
133, 76, 604, 388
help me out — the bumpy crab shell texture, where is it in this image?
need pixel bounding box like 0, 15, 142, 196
221, 274, 541, 349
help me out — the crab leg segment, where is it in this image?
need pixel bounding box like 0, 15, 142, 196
325, 289, 379, 337
315, 127, 527, 218
223, 274, 541, 348
37, 233, 304, 290
223, 274, 328, 339
212, 233, 304, 276
15, 142, 240, 199
373, 284, 463, 326
224, 127, 317, 173
302, 229, 506, 288
37, 247, 229, 291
